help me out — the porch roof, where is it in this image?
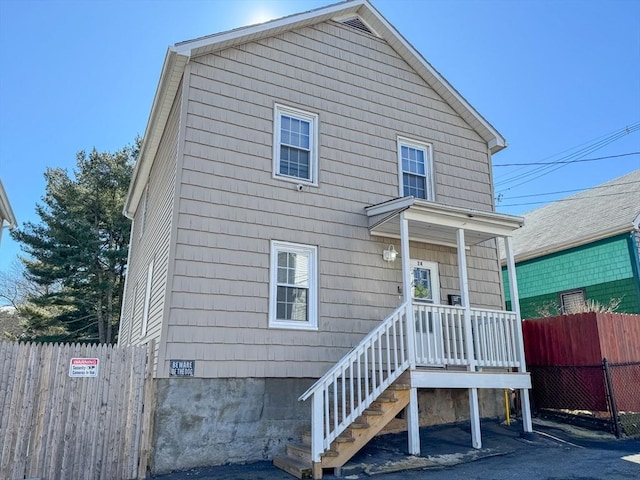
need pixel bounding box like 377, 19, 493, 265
365, 197, 524, 247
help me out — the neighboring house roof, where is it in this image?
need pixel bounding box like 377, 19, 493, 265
0, 177, 17, 230
124, 0, 507, 218
502, 169, 640, 263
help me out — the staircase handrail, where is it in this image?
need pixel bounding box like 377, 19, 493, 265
298, 301, 410, 402
298, 301, 411, 463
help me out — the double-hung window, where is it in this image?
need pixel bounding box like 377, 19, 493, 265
398, 137, 434, 200
269, 241, 317, 330
274, 104, 318, 184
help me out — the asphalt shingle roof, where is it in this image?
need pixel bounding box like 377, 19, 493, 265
503, 169, 640, 261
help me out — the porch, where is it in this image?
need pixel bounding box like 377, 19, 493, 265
275, 199, 532, 479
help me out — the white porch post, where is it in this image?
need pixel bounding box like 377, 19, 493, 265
407, 386, 420, 454
457, 228, 481, 448
504, 235, 533, 433
400, 212, 420, 455
400, 212, 414, 367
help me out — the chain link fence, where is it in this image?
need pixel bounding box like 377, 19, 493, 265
528, 359, 640, 438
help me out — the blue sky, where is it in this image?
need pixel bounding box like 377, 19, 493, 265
0, 0, 638, 273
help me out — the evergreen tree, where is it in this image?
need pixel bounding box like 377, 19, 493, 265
11, 142, 137, 343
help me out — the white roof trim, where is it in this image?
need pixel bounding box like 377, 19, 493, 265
124, 49, 189, 218
366, 198, 523, 247
125, 0, 506, 217
0, 178, 17, 229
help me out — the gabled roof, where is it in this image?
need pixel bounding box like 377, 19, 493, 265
502, 169, 640, 263
124, 0, 507, 218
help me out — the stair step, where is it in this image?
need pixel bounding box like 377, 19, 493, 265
286, 442, 312, 463
376, 395, 398, 403
388, 382, 411, 390
363, 408, 384, 416
334, 435, 356, 443
349, 420, 369, 429
273, 455, 312, 479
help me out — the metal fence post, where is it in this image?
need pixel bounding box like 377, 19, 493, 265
602, 358, 622, 438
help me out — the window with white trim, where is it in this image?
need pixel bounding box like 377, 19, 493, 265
269, 241, 317, 330
398, 137, 434, 200
141, 260, 154, 336
273, 105, 318, 184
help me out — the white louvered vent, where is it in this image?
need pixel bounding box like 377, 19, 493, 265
340, 16, 374, 35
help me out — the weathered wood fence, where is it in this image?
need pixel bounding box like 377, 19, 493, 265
0, 341, 154, 480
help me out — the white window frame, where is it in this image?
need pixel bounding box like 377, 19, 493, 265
141, 260, 154, 337
410, 259, 440, 304
397, 136, 434, 200
269, 241, 318, 330
273, 104, 318, 185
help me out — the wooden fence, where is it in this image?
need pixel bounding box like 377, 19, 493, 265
0, 341, 154, 480
523, 312, 640, 365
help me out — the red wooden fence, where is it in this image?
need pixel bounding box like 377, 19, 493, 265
523, 313, 640, 413
523, 312, 640, 365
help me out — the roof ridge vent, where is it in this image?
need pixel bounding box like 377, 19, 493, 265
339, 15, 374, 35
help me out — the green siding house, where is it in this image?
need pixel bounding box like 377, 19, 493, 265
502, 169, 640, 319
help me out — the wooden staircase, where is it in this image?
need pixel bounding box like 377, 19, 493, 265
273, 382, 411, 479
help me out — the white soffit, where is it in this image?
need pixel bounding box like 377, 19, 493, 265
366, 198, 524, 247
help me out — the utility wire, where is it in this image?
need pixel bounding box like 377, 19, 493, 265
494, 152, 639, 167
494, 122, 640, 191
498, 189, 639, 207
497, 180, 640, 200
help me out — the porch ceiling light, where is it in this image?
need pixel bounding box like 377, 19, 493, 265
382, 245, 398, 262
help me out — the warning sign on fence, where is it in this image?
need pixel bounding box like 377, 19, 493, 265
69, 357, 99, 377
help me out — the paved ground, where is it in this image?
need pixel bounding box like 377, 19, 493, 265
150, 419, 640, 480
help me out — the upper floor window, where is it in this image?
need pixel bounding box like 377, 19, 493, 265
273, 104, 318, 185
269, 241, 317, 330
397, 137, 434, 200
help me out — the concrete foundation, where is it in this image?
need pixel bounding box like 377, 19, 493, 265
151, 378, 506, 475
151, 377, 313, 474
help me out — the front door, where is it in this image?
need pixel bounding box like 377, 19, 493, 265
410, 259, 443, 365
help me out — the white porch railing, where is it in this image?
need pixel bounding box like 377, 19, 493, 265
413, 304, 521, 369
298, 303, 411, 463
298, 302, 522, 463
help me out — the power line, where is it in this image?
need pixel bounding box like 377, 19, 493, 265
496, 179, 640, 200
497, 189, 639, 207
494, 152, 639, 167
494, 122, 640, 191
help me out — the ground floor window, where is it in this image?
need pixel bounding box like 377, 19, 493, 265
269, 241, 317, 330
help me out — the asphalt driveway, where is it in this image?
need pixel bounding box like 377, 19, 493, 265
150, 418, 640, 480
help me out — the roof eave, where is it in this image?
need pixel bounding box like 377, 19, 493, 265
507, 224, 639, 264
358, 2, 507, 152
124, 48, 189, 219
0, 178, 17, 229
